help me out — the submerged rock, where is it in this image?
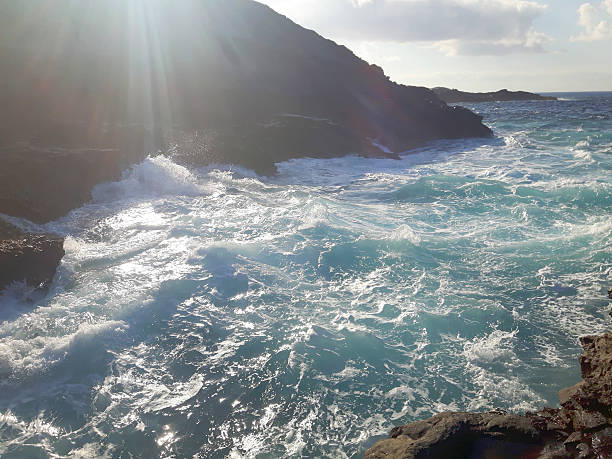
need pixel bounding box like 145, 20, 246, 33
0, 220, 64, 291
365, 332, 612, 459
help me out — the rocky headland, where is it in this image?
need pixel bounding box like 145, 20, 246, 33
365, 306, 612, 459
0, 0, 494, 292
433, 87, 557, 104
1, 0, 492, 175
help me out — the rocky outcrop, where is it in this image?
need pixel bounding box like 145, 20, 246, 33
432, 88, 557, 104
365, 331, 612, 459
0, 220, 64, 291
365, 412, 545, 458
0, 146, 122, 224
0, 146, 118, 293
0, 0, 492, 176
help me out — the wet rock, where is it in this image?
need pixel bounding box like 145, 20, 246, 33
576, 442, 591, 458
538, 441, 571, 459
0, 146, 122, 224
572, 410, 608, 431
593, 428, 612, 457
366, 412, 546, 459
559, 382, 584, 405
564, 431, 582, 446
365, 331, 612, 459
0, 220, 64, 291
0, 146, 121, 293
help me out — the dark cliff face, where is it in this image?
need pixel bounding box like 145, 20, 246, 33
0, 0, 492, 174
433, 87, 557, 104
0, 147, 122, 224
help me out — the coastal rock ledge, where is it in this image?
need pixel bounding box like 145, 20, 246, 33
365, 332, 612, 459
0, 221, 64, 291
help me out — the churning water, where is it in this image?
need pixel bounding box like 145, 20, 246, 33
0, 93, 611, 458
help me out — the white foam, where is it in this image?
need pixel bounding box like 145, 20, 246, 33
280, 113, 335, 125
92, 155, 212, 202
68, 443, 112, 458
299, 202, 330, 229
0, 320, 128, 378
144, 374, 204, 412
573, 149, 594, 162
463, 329, 518, 365
0, 411, 63, 455
389, 224, 421, 244
504, 135, 524, 148
370, 140, 394, 155
0, 213, 50, 234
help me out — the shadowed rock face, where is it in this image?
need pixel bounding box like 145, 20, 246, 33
0, 146, 119, 293
0, 147, 122, 224
365, 332, 612, 459
0, 147, 118, 294
0, 0, 492, 175
0, 221, 64, 291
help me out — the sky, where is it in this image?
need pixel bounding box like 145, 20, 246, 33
258, 0, 612, 92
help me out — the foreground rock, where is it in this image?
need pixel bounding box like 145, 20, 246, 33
0, 146, 118, 293
432, 87, 557, 104
0, 220, 64, 291
0, 146, 117, 293
1, 0, 492, 176
0, 146, 122, 224
365, 332, 612, 458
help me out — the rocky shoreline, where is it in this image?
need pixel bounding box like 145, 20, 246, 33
0, 145, 125, 292
0, 0, 495, 292
365, 304, 612, 459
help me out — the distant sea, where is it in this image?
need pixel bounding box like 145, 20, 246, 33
1, 92, 610, 458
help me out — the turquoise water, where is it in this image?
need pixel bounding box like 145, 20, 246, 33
0, 93, 610, 458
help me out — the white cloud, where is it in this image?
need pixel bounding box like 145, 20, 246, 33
434, 30, 552, 56
571, 1, 612, 41
259, 0, 551, 55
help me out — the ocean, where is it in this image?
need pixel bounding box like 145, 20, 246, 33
0, 93, 610, 458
